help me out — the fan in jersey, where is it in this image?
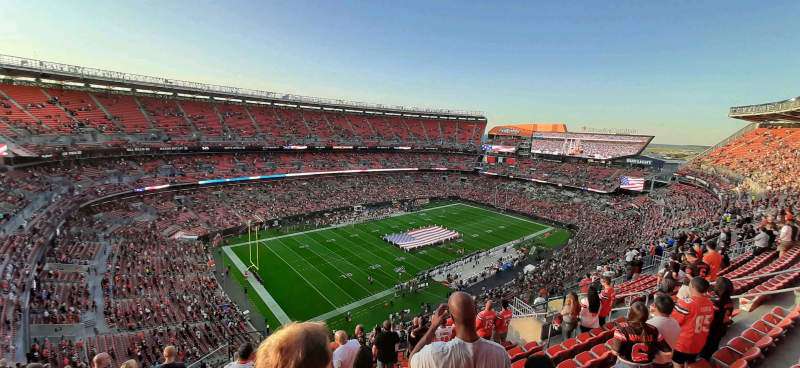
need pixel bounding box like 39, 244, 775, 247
609, 302, 670, 367
475, 300, 497, 339
598, 276, 616, 326
671, 277, 715, 367
700, 277, 734, 359
494, 300, 513, 343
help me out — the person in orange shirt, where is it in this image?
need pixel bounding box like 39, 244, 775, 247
671, 277, 715, 367
475, 299, 496, 339
598, 277, 615, 326
494, 300, 513, 343
702, 243, 723, 281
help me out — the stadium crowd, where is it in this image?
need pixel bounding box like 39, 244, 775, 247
481, 158, 650, 192
0, 83, 484, 154
693, 124, 800, 193
1, 120, 799, 368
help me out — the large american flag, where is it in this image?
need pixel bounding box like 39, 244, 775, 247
620, 176, 645, 191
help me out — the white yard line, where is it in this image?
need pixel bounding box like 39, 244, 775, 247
308, 288, 396, 322
222, 246, 292, 326
458, 203, 548, 226
227, 202, 462, 248
269, 238, 357, 304
224, 202, 556, 325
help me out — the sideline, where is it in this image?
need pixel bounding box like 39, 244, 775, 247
307, 288, 396, 322
222, 246, 292, 326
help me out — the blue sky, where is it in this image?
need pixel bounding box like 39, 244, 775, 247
1, 0, 798, 144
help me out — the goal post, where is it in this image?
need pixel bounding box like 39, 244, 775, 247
247, 220, 260, 271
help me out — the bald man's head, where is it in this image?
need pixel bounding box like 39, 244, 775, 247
334, 330, 348, 345
448, 291, 477, 328
92, 352, 111, 368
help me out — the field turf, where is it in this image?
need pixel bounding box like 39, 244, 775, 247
222, 202, 563, 331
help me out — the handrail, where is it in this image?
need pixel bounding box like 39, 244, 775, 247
733, 285, 800, 299
186, 343, 229, 368
729, 97, 800, 117
727, 266, 800, 282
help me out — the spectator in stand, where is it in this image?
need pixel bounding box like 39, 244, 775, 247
701, 243, 723, 282
753, 226, 772, 256
120, 360, 139, 368
533, 288, 548, 311
778, 215, 797, 258
255, 322, 331, 368
224, 343, 255, 368
373, 320, 400, 368
560, 292, 580, 339
409, 291, 510, 368
598, 276, 615, 326
92, 353, 111, 368
475, 300, 497, 340
670, 277, 715, 367
159, 346, 186, 368
579, 286, 601, 332
332, 330, 360, 368
494, 300, 513, 343
353, 335, 373, 368
648, 295, 680, 368
675, 264, 695, 301
408, 317, 427, 356
609, 302, 670, 367
647, 294, 680, 352
700, 277, 734, 359
683, 251, 709, 280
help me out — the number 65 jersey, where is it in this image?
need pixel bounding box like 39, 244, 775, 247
671, 295, 716, 354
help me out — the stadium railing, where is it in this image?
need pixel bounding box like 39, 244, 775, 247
693, 122, 758, 160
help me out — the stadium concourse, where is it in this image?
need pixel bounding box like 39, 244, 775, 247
0, 57, 797, 368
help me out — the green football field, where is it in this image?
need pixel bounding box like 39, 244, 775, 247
221, 201, 569, 332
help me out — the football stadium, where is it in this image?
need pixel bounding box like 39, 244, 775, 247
1, 3, 799, 368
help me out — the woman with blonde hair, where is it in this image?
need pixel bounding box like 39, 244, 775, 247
119, 360, 138, 368
560, 292, 580, 339
255, 322, 331, 368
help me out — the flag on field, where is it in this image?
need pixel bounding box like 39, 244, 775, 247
0, 144, 7, 156
620, 176, 645, 191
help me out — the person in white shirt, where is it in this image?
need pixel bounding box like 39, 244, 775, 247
224, 343, 255, 368
332, 330, 360, 368
409, 291, 510, 368
646, 294, 680, 350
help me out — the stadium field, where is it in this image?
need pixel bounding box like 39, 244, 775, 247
221, 201, 567, 331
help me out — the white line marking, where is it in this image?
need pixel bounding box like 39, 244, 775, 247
222, 247, 292, 326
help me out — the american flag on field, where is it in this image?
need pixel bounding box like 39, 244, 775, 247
620, 176, 645, 191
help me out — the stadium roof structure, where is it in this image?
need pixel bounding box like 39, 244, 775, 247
729, 96, 800, 123
0, 54, 485, 120
487, 123, 567, 137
